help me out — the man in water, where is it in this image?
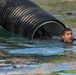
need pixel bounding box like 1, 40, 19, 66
61, 28, 75, 43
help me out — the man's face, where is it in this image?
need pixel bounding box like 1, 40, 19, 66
62, 31, 73, 43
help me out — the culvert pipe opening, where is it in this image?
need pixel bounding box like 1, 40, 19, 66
33, 21, 66, 40
0, 0, 66, 40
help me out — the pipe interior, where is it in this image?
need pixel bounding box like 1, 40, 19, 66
33, 22, 64, 39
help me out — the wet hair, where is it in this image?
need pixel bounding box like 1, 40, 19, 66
62, 28, 72, 35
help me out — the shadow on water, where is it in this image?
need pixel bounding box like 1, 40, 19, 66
0, 27, 76, 75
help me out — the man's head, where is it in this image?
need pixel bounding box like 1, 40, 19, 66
62, 28, 73, 43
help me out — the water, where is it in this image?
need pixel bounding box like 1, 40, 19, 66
0, 27, 76, 75
0, 0, 76, 74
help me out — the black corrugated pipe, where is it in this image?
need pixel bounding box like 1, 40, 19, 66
0, 0, 66, 39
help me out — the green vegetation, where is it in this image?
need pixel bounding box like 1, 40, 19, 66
32, 0, 76, 28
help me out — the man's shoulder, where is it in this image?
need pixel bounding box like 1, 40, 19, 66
73, 38, 76, 41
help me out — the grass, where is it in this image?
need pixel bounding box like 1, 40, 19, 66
36, 0, 76, 10
32, 0, 76, 28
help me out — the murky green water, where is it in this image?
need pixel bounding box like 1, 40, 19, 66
0, 1, 76, 75
0, 27, 76, 75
